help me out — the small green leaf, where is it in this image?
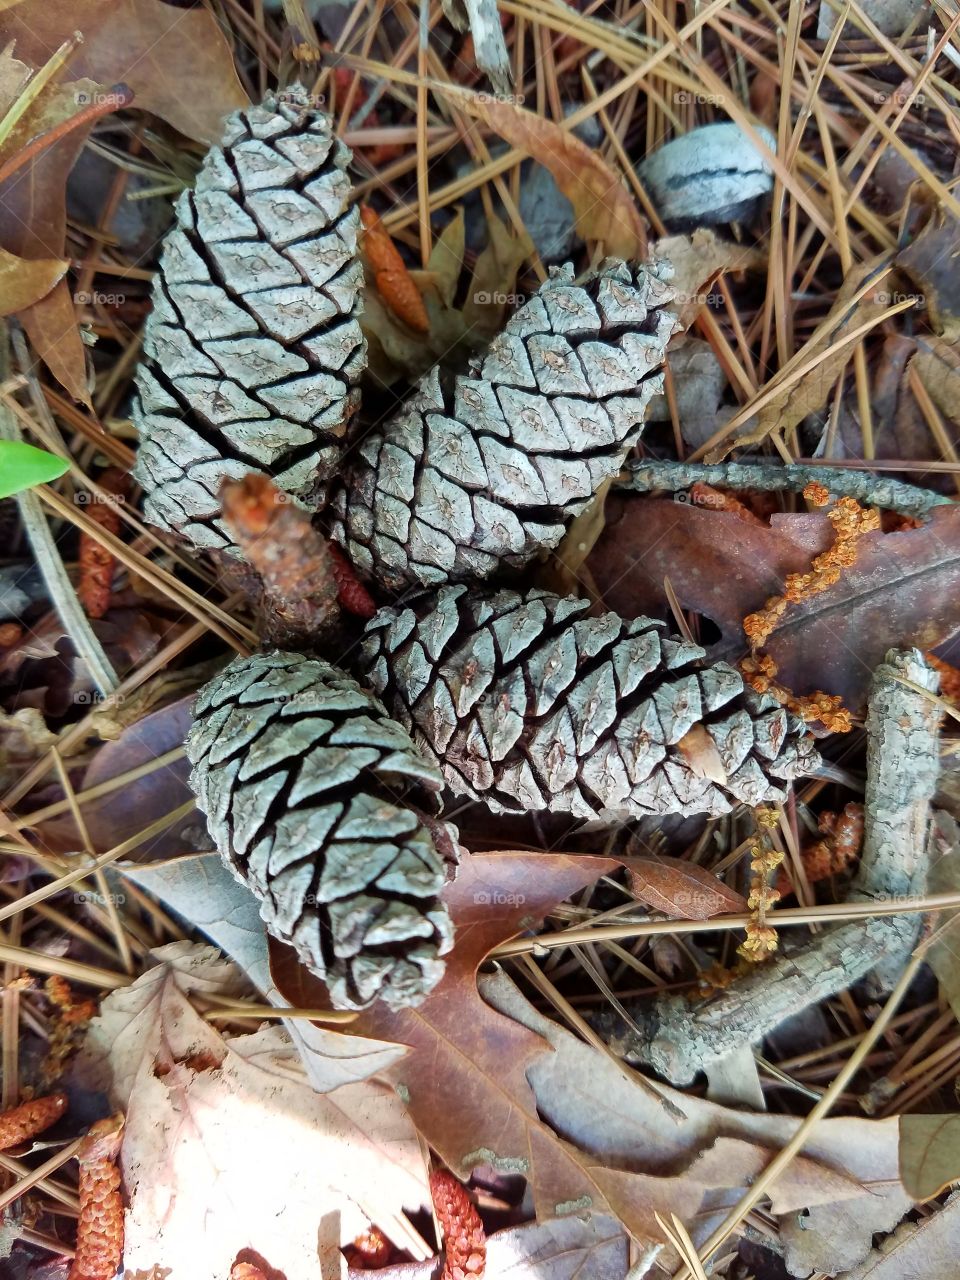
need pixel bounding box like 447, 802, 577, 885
0, 439, 69, 498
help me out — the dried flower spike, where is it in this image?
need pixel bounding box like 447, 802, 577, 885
430, 1169, 485, 1280
78, 468, 128, 619
69, 1114, 124, 1280
0, 1092, 67, 1150
360, 204, 430, 333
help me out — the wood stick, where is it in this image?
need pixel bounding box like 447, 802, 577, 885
592, 648, 940, 1084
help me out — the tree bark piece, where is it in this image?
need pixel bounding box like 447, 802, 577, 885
621, 459, 950, 519
592, 648, 940, 1084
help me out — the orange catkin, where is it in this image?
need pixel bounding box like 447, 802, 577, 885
78, 468, 128, 619
430, 1169, 485, 1280
69, 1115, 124, 1280
359, 205, 430, 334
0, 1092, 68, 1150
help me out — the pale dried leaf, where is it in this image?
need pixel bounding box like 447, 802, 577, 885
74, 942, 427, 1277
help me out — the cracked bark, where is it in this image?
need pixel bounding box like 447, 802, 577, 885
591, 647, 941, 1084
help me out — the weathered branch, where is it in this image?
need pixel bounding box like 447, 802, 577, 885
592, 648, 941, 1084
621, 458, 951, 519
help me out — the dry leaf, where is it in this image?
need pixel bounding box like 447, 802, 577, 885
897, 210, 960, 343
439, 88, 645, 258
924, 814, 960, 1021
3, 0, 247, 145
0, 245, 66, 314
482, 1215, 630, 1279
460, 211, 533, 343
590, 495, 960, 710
485, 970, 912, 1276
651, 229, 766, 328
719, 253, 893, 457
621, 855, 746, 920
842, 1194, 960, 1280
74, 942, 428, 1277
898, 1114, 960, 1201
911, 335, 960, 425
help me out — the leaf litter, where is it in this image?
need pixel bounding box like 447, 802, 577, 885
2, 2, 960, 1279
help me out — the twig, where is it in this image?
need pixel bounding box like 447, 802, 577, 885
621, 458, 952, 518
0, 326, 118, 694
592, 648, 940, 1084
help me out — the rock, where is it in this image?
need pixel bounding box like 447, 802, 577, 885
638, 121, 777, 227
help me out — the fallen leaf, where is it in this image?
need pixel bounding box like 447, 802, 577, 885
911, 335, 960, 425
74, 942, 429, 1276
539, 477, 611, 597
842, 1193, 960, 1279
718, 253, 893, 457
460, 211, 533, 344
35, 696, 197, 859
123, 852, 409, 1092
424, 207, 465, 308
897, 209, 960, 342
589, 495, 960, 709
271, 851, 700, 1240
622, 855, 746, 920
899, 1114, 960, 1201
272, 852, 904, 1260
652, 229, 766, 328
482, 1215, 630, 1279
440, 88, 645, 258
0, 246, 66, 314
483, 969, 912, 1277
3, 0, 247, 144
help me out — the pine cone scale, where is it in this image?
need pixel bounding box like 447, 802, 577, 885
187, 652, 456, 1010
133, 88, 366, 549
360, 587, 819, 820
333, 259, 678, 586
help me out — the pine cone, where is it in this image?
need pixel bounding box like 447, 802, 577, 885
133, 87, 366, 550
358, 586, 820, 819
185, 651, 456, 1009
331, 258, 677, 588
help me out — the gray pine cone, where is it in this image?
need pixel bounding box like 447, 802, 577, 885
358, 586, 820, 819
331, 258, 678, 588
133, 87, 366, 550
185, 650, 456, 1010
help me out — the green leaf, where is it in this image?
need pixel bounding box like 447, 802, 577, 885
0, 439, 69, 498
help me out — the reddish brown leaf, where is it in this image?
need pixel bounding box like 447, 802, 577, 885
621, 856, 747, 920
270, 852, 721, 1241
589, 495, 960, 710
3, 0, 247, 145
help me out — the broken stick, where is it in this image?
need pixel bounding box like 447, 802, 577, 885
592, 648, 941, 1085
